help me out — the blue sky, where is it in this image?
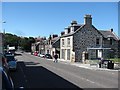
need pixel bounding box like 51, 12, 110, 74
2, 2, 118, 38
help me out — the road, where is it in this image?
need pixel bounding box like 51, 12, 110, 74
9, 52, 119, 89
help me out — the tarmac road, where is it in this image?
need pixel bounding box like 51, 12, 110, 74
9, 52, 119, 89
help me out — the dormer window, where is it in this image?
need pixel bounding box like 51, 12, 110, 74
107, 35, 113, 45
70, 27, 74, 33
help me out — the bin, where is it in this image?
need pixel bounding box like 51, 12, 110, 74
107, 61, 114, 69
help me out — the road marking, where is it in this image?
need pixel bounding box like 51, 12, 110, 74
86, 79, 95, 84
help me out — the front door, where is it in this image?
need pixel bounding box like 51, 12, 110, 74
98, 50, 102, 58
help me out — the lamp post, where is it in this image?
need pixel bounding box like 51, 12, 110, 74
2, 21, 6, 54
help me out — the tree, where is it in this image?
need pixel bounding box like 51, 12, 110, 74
4, 33, 35, 52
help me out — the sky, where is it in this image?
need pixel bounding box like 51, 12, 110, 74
2, 2, 119, 38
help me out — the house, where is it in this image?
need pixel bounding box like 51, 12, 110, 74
118, 40, 120, 58
45, 34, 60, 58
73, 15, 119, 62
52, 36, 60, 58
31, 37, 46, 54
60, 21, 81, 62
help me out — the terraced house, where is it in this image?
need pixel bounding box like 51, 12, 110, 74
60, 15, 119, 62
60, 20, 81, 62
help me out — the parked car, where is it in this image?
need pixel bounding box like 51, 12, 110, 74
0, 67, 14, 90
34, 51, 38, 56
5, 55, 17, 71
5, 52, 14, 57
44, 54, 53, 59
38, 53, 45, 58
0, 53, 9, 73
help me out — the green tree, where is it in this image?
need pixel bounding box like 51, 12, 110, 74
4, 33, 35, 52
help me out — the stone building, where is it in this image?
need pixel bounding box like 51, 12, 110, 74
117, 41, 120, 58
60, 21, 81, 62
31, 37, 46, 54
73, 15, 119, 62
45, 34, 60, 57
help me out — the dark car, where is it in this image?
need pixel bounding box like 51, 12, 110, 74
0, 53, 9, 73
0, 67, 14, 90
45, 54, 53, 59
5, 52, 14, 57
5, 55, 17, 71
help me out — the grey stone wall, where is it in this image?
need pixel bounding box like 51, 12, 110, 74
103, 38, 118, 58
73, 25, 103, 62
73, 25, 119, 62
52, 39, 60, 48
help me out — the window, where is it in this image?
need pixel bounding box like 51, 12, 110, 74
67, 38, 70, 46
62, 39, 65, 46
62, 49, 65, 59
67, 49, 70, 60
96, 38, 99, 45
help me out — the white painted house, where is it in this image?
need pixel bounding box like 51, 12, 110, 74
60, 21, 81, 62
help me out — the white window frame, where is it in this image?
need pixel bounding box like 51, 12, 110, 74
67, 38, 70, 47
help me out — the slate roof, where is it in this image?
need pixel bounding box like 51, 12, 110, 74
52, 37, 60, 44
60, 24, 83, 38
60, 22, 119, 41
99, 30, 119, 40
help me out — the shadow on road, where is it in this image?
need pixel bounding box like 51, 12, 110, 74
24, 62, 40, 65
10, 61, 83, 89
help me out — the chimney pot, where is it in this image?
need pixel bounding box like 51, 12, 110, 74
71, 20, 77, 25
110, 28, 113, 32
61, 31, 65, 36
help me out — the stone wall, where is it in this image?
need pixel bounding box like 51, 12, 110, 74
73, 25, 103, 62
73, 25, 119, 62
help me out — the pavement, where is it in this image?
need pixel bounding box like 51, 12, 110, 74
26, 52, 120, 72
57, 59, 120, 72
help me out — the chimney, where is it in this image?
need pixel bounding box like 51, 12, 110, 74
84, 14, 92, 25
68, 28, 70, 33
70, 21, 77, 33
110, 28, 113, 32
71, 20, 77, 26
64, 27, 68, 34
52, 34, 58, 38
61, 31, 65, 36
